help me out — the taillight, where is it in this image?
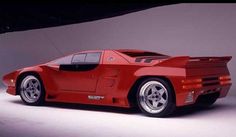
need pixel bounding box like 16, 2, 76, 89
182, 78, 202, 89
219, 75, 231, 80
182, 84, 202, 89
219, 75, 231, 85
182, 79, 202, 84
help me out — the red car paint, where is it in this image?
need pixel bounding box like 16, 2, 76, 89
2, 49, 232, 107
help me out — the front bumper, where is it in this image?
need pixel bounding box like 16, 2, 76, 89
6, 86, 17, 95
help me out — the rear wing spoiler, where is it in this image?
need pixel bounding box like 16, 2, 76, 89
157, 56, 232, 68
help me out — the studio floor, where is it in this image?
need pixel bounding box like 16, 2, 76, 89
0, 88, 235, 137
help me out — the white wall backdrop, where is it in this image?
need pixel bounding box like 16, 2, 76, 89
0, 4, 235, 95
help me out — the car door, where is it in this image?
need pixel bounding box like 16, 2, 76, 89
55, 52, 102, 92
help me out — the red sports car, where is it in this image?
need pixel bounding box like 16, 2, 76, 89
2, 49, 232, 117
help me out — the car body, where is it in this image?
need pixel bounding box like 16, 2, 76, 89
2, 49, 232, 117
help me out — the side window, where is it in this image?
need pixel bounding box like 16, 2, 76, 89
71, 52, 101, 64
50, 55, 73, 64
85, 52, 101, 63
71, 53, 86, 64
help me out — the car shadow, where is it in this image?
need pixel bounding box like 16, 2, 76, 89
169, 103, 233, 117
10, 100, 140, 114
9, 99, 235, 117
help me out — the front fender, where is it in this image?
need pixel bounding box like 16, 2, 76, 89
17, 65, 59, 97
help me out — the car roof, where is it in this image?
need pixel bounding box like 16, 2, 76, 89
115, 49, 150, 53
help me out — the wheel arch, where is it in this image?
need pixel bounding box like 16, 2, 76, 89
16, 71, 43, 95
127, 75, 176, 107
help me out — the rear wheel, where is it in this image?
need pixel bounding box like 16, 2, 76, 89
19, 75, 45, 105
136, 78, 176, 117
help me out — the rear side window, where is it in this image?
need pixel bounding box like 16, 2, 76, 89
72, 52, 101, 64
85, 52, 101, 63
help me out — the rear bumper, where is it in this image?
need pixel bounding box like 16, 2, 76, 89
176, 84, 231, 106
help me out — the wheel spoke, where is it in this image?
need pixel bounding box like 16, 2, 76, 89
28, 80, 34, 87
34, 89, 40, 96
25, 87, 30, 92
147, 94, 153, 100
151, 86, 158, 93
152, 101, 158, 107
159, 89, 165, 96
34, 82, 39, 88
159, 97, 166, 104
29, 92, 35, 98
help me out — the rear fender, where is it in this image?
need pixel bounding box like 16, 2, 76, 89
134, 66, 186, 77
157, 56, 189, 68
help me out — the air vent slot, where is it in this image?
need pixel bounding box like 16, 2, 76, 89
202, 76, 220, 87
135, 58, 142, 62
144, 59, 152, 63
202, 77, 218, 81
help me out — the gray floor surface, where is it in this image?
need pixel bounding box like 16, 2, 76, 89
0, 88, 236, 137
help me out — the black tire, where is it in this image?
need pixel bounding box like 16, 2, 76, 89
136, 78, 176, 117
195, 92, 219, 107
18, 74, 45, 105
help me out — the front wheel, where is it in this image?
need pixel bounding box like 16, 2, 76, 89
19, 75, 45, 105
136, 78, 176, 117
